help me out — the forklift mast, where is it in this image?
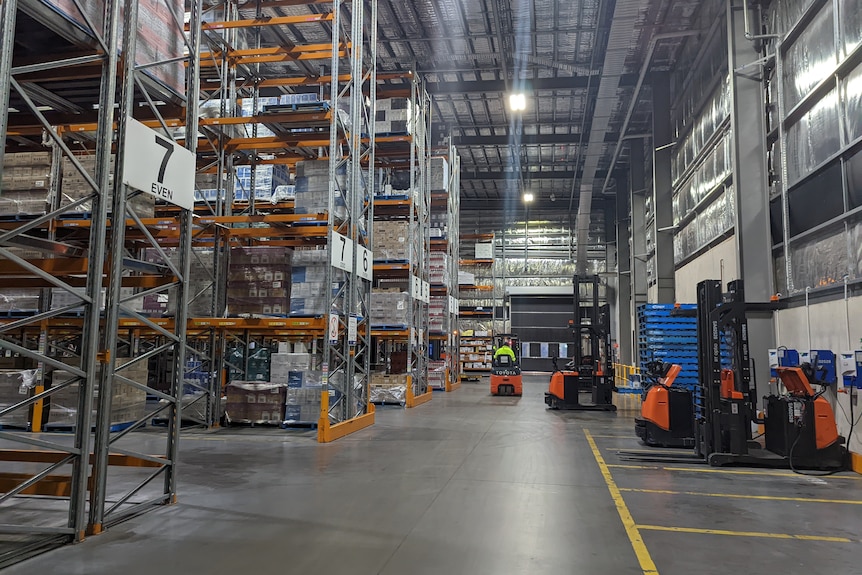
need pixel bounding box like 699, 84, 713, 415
572, 274, 614, 395
695, 279, 754, 459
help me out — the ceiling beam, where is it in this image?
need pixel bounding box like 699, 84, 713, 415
426, 74, 640, 95
460, 168, 619, 181
452, 132, 620, 146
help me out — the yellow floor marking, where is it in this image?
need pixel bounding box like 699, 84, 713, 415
607, 463, 862, 480
620, 488, 862, 505
636, 524, 852, 543
584, 429, 659, 575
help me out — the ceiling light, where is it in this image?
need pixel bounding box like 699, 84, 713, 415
523, 192, 534, 203
509, 92, 527, 112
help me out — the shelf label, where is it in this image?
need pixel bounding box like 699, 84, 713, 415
348, 315, 358, 346
411, 275, 422, 300
356, 245, 373, 281
330, 231, 354, 273
328, 313, 339, 343
123, 118, 195, 210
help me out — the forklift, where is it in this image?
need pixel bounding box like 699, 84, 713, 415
635, 360, 695, 447
490, 334, 522, 396
626, 279, 845, 470
545, 275, 616, 411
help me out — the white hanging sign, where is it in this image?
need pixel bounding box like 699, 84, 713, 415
122, 118, 195, 210
348, 315, 358, 346
328, 314, 339, 343
330, 231, 354, 273
356, 245, 373, 281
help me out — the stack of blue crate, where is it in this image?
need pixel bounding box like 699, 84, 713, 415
638, 303, 699, 409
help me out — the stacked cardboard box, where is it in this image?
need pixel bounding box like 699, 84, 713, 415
225, 381, 286, 424
227, 246, 292, 316
369, 372, 407, 404
293, 160, 348, 218
47, 358, 148, 428
290, 248, 344, 316
430, 212, 447, 238
0, 152, 52, 216
372, 220, 413, 261
428, 361, 447, 390
233, 165, 290, 201
370, 291, 410, 327
375, 97, 413, 135
429, 252, 450, 285
284, 386, 322, 424
428, 296, 448, 333
51, 287, 141, 314
61, 154, 156, 217
429, 157, 450, 192
141, 248, 215, 317
0, 369, 38, 428
0, 289, 41, 313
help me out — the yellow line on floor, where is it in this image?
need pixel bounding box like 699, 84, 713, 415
584, 429, 659, 575
636, 524, 853, 543
589, 434, 638, 439
606, 463, 862, 480
619, 488, 862, 505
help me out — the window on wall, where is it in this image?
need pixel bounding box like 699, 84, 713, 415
769, 196, 785, 245
841, 0, 862, 56
782, 1, 835, 110
785, 90, 841, 184
847, 147, 862, 210
844, 61, 862, 145
787, 162, 844, 236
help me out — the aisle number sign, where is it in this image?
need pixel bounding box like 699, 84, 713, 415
331, 231, 354, 273
123, 118, 195, 210
356, 245, 372, 281
330, 231, 373, 281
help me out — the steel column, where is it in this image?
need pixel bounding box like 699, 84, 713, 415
629, 140, 648, 356
615, 171, 633, 365
651, 72, 676, 304
0, 0, 18, 172
727, 0, 775, 392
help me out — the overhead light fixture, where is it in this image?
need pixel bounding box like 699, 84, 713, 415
509, 92, 527, 112
523, 192, 534, 203
550, 193, 556, 202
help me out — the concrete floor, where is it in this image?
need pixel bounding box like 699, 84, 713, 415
5, 374, 862, 574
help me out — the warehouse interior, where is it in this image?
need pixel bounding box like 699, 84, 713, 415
1, 0, 861, 573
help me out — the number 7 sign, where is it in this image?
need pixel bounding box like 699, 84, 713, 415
122, 118, 195, 210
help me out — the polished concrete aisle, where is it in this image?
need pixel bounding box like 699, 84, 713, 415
6, 376, 862, 574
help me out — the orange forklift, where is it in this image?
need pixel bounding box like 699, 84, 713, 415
491, 334, 522, 396
635, 361, 695, 447
545, 275, 616, 411
625, 279, 845, 471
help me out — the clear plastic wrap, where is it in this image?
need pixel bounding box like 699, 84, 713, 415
786, 89, 841, 184
841, 0, 862, 57
782, 2, 835, 110
789, 228, 849, 291
843, 61, 862, 144
771, 0, 817, 37
0, 369, 38, 428
225, 381, 287, 424
850, 218, 862, 280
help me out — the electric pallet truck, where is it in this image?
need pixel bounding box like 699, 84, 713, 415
635, 361, 695, 447
545, 274, 616, 411
490, 334, 522, 396
626, 279, 845, 471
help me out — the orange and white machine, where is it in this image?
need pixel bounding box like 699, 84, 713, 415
635, 362, 695, 448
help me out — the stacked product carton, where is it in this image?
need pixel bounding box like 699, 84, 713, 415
47, 358, 148, 428
225, 382, 286, 424
370, 290, 410, 327
428, 295, 448, 333
293, 159, 348, 218
429, 157, 450, 192
0, 369, 38, 428
0, 152, 52, 216
429, 252, 450, 285
227, 246, 292, 316
290, 248, 345, 316
369, 372, 408, 404
375, 97, 413, 135
141, 247, 216, 317
61, 154, 155, 217
372, 220, 413, 261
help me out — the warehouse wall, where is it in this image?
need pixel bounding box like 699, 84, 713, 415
673, 237, 740, 303
772, 296, 862, 457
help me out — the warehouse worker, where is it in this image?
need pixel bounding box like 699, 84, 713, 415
494, 339, 516, 363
